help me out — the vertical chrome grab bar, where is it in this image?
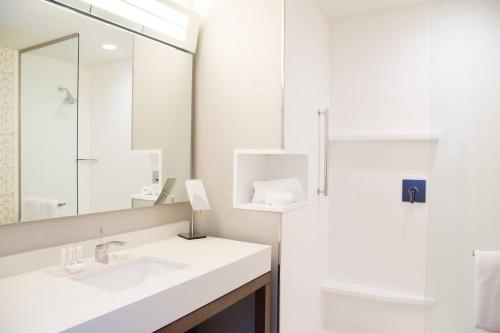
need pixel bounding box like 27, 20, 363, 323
324, 109, 329, 196
317, 109, 329, 196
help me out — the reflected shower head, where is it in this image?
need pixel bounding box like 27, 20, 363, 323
58, 86, 77, 104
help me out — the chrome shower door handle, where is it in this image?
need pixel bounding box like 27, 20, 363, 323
318, 109, 329, 196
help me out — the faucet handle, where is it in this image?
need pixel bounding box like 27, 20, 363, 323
408, 187, 419, 204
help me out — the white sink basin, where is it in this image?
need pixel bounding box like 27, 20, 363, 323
72, 257, 188, 292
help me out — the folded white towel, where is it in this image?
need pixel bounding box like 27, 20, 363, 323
21, 197, 61, 222
474, 251, 500, 333
251, 178, 303, 204
265, 191, 295, 206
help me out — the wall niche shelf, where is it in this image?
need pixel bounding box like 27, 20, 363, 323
235, 201, 308, 213
233, 149, 309, 213
321, 280, 436, 306
330, 133, 439, 142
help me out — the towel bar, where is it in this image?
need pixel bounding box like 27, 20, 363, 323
317, 109, 329, 196
472, 250, 500, 256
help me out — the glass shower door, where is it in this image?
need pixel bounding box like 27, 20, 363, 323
426, 1, 500, 332
20, 35, 79, 221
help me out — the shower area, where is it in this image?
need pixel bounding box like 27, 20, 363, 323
19, 35, 79, 219
425, 0, 500, 332
321, 0, 500, 332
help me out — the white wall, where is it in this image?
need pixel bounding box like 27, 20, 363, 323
331, 3, 431, 136
327, 3, 432, 332
192, 0, 283, 332
281, 0, 330, 332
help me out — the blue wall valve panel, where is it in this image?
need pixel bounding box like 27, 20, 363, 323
402, 179, 426, 203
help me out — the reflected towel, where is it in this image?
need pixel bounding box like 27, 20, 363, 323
21, 197, 61, 222
474, 251, 500, 333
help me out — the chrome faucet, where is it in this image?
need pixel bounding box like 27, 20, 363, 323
95, 241, 126, 264
95, 228, 126, 264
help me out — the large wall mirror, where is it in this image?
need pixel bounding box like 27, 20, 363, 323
0, 0, 194, 225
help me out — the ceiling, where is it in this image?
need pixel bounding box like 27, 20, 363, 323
0, 0, 133, 66
315, 0, 430, 18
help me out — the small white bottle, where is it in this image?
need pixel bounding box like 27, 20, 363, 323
75, 246, 83, 263
60, 248, 67, 268
68, 247, 75, 265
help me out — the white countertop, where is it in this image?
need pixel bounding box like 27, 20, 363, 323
0, 236, 271, 333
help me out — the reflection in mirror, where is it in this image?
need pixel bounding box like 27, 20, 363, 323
0, 0, 193, 225
132, 36, 192, 205
20, 36, 79, 221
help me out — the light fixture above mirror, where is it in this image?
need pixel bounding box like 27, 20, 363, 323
45, 0, 200, 53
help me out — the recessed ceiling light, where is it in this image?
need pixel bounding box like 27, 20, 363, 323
101, 44, 117, 50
